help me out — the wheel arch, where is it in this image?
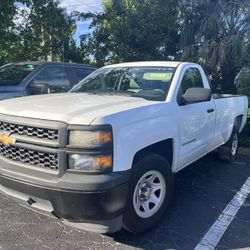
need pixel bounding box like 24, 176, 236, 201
132, 138, 174, 171
234, 115, 243, 133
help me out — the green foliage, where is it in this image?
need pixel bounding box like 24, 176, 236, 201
20, 0, 76, 61
78, 0, 179, 66
1, 0, 250, 91
0, 0, 23, 65
0, 0, 15, 34
235, 67, 250, 103
0, 0, 81, 65
180, 0, 250, 94
64, 39, 90, 64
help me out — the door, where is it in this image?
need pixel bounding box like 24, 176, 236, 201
177, 67, 216, 170
27, 66, 71, 95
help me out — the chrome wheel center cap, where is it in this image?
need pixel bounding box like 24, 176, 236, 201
138, 183, 152, 201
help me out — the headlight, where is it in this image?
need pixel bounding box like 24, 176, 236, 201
67, 125, 113, 172
69, 128, 112, 147
68, 154, 112, 172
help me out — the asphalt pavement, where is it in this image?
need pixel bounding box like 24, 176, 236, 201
0, 153, 250, 250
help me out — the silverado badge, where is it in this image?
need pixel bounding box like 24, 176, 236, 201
0, 131, 16, 146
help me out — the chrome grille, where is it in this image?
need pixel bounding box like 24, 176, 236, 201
0, 143, 58, 171
0, 121, 58, 141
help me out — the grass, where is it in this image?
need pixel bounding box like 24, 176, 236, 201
239, 147, 250, 156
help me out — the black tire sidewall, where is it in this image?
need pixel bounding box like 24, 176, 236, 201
122, 153, 173, 233
219, 129, 239, 162
230, 131, 239, 161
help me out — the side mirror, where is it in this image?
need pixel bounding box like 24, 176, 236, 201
29, 83, 51, 95
182, 87, 211, 104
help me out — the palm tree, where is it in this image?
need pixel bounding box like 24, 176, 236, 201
180, 0, 250, 93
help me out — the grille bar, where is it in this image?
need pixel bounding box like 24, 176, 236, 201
0, 121, 59, 141
0, 143, 59, 171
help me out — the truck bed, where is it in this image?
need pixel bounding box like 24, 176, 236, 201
213, 94, 243, 99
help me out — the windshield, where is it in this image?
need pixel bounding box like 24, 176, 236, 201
0, 63, 39, 86
70, 66, 176, 101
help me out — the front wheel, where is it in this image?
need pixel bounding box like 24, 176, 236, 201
218, 129, 239, 163
122, 153, 173, 233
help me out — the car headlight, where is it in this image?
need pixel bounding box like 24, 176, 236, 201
69, 128, 112, 147
68, 154, 112, 172
67, 125, 113, 172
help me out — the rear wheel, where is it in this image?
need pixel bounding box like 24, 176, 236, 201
122, 153, 173, 233
218, 129, 239, 163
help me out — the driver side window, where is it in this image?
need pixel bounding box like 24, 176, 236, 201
177, 68, 204, 104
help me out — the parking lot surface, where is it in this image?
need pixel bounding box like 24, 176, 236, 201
0, 154, 250, 250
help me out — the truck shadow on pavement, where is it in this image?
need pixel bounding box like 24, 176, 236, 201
110, 154, 250, 250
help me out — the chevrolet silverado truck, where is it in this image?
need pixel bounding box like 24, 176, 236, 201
0, 62, 248, 234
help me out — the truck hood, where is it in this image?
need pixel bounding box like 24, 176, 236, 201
0, 93, 156, 125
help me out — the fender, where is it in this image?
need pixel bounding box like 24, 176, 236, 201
92, 102, 180, 172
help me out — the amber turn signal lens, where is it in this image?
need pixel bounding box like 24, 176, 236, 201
98, 132, 112, 143
96, 156, 112, 169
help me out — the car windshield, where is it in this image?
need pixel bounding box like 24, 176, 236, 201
70, 66, 176, 101
0, 63, 39, 86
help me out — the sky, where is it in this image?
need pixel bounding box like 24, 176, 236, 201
59, 0, 103, 44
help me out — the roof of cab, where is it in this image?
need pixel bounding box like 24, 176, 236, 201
103, 61, 183, 68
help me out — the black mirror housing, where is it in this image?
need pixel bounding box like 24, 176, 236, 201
182, 87, 211, 104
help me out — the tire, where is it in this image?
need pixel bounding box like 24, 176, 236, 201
218, 128, 239, 163
122, 153, 173, 234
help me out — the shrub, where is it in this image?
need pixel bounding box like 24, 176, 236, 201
235, 67, 250, 104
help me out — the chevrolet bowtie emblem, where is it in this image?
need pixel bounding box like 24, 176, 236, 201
0, 131, 16, 146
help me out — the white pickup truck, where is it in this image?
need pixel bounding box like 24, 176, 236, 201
0, 62, 248, 234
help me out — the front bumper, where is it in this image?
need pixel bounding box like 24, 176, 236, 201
0, 171, 130, 233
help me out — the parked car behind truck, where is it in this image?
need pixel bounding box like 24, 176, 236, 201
0, 61, 96, 100
0, 61, 248, 234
